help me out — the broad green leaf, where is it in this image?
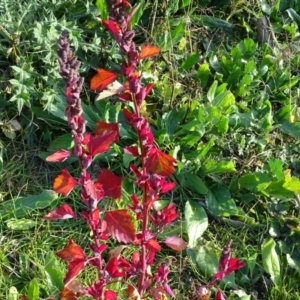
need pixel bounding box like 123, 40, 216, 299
239, 173, 271, 192
185, 200, 208, 247
197, 63, 210, 88
205, 187, 238, 216
44, 252, 64, 295
129, 0, 145, 27
27, 278, 39, 300
179, 173, 208, 195
189, 244, 236, 287
262, 238, 281, 286
279, 122, 300, 139
192, 15, 233, 29
286, 8, 300, 28
96, 0, 108, 18
216, 115, 229, 134
0, 190, 58, 220
6, 219, 36, 230
211, 91, 235, 112
47, 134, 73, 152
8, 287, 18, 300
181, 53, 200, 71
268, 159, 284, 180
198, 136, 215, 159
207, 80, 218, 102
200, 159, 236, 175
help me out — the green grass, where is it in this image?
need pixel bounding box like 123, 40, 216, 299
1, 0, 300, 299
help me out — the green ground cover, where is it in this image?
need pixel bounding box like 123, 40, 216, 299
1, 0, 300, 299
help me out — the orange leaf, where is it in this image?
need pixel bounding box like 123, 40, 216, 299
53, 169, 77, 196
125, 284, 141, 300
90, 68, 118, 91
56, 239, 85, 262
144, 148, 177, 176
64, 259, 85, 286
140, 45, 160, 59
60, 287, 79, 300
104, 209, 136, 243
146, 239, 161, 252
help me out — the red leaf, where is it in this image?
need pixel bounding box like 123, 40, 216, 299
216, 290, 226, 300
104, 209, 136, 243
102, 20, 121, 34
88, 130, 118, 156
84, 180, 104, 203
56, 239, 85, 262
146, 239, 161, 252
144, 148, 177, 176
46, 149, 71, 162
105, 257, 125, 278
94, 121, 119, 136
44, 204, 76, 220
64, 259, 85, 285
118, 92, 132, 101
90, 68, 118, 91
124, 146, 139, 157
60, 288, 79, 300
97, 169, 122, 199
144, 83, 154, 97
104, 290, 117, 300
226, 258, 246, 274
140, 45, 160, 59
164, 236, 187, 251
53, 169, 77, 196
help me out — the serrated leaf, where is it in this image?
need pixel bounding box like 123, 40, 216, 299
185, 200, 208, 247
104, 209, 136, 243
262, 238, 281, 285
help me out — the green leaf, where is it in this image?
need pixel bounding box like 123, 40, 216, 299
185, 200, 208, 247
188, 244, 236, 287
268, 159, 284, 181
44, 252, 64, 295
47, 134, 73, 152
181, 53, 200, 71
262, 238, 281, 286
6, 219, 36, 230
179, 173, 208, 195
193, 15, 233, 29
216, 115, 229, 134
27, 278, 39, 300
286, 8, 300, 28
279, 122, 300, 139
200, 159, 236, 175
206, 187, 238, 216
129, 0, 145, 27
211, 91, 235, 112
239, 173, 272, 192
207, 80, 218, 102
96, 0, 108, 19
0, 190, 58, 220
197, 63, 210, 88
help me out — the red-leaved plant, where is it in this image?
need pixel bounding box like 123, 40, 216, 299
43, 1, 187, 299
196, 240, 246, 300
